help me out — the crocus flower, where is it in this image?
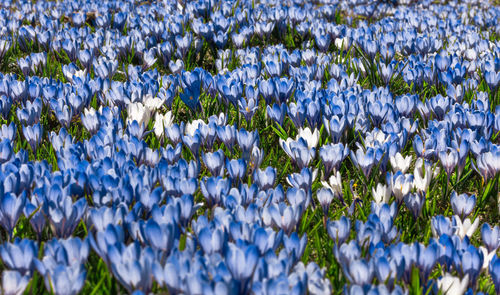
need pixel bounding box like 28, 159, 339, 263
452, 215, 479, 239
390, 152, 412, 173
404, 192, 425, 220
320, 143, 349, 177
317, 188, 333, 222
296, 127, 320, 149
225, 243, 259, 294
437, 273, 469, 295
127, 102, 151, 127
439, 149, 459, 179
321, 170, 343, 199
153, 111, 173, 139
22, 123, 43, 153
450, 191, 476, 220
327, 216, 351, 245
108, 242, 155, 293
0, 238, 38, 275
481, 223, 500, 253
490, 256, 500, 294
0, 192, 26, 238
387, 171, 413, 203
371, 183, 391, 204
1, 270, 30, 295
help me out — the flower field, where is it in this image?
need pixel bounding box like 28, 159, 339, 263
0, 0, 499, 294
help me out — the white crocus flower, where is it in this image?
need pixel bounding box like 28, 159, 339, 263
143, 94, 165, 111
321, 170, 342, 196
479, 246, 497, 271
153, 111, 174, 138
83, 107, 96, 117
390, 152, 412, 173
127, 102, 151, 127
391, 173, 413, 202
185, 119, 205, 137
72, 69, 87, 82
437, 273, 468, 295
413, 158, 433, 192
453, 215, 479, 239
296, 127, 320, 150
364, 129, 391, 149
334, 37, 350, 51
372, 183, 391, 204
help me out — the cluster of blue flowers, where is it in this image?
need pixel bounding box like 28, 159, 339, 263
0, 0, 498, 294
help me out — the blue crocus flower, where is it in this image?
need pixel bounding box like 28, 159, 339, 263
225, 243, 259, 293
258, 78, 276, 105
43, 264, 87, 295
217, 74, 243, 108
238, 97, 258, 123
265, 202, 302, 235
45, 195, 87, 238
22, 123, 43, 154
0, 139, 13, 163
350, 148, 376, 178
283, 232, 307, 266
43, 237, 90, 266
315, 33, 331, 52
108, 242, 155, 293
373, 256, 401, 288
431, 215, 456, 237
89, 224, 125, 266
287, 101, 306, 129
202, 149, 225, 177
253, 226, 282, 255
439, 148, 459, 179
24, 194, 46, 239
182, 132, 201, 159
0, 95, 13, 119
416, 242, 439, 284
266, 103, 287, 126
226, 158, 246, 184
459, 245, 484, 285
484, 71, 500, 92
481, 223, 500, 253
236, 128, 259, 160
179, 68, 202, 111
200, 176, 231, 208
0, 238, 38, 275
264, 54, 282, 77
490, 255, 500, 294
404, 192, 425, 220
0, 192, 26, 239
317, 188, 334, 222
198, 121, 218, 150
450, 191, 476, 220
345, 258, 374, 286
320, 143, 349, 176
141, 219, 175, 256
323, 115, 346, 143
165, 123, 183, 146
273, 77, 295, 104
198, 226, 227, 254
216, 124, 236, 151
280, 137, 315, 169
253, 166, 276, 191
327, 216, 351, 245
